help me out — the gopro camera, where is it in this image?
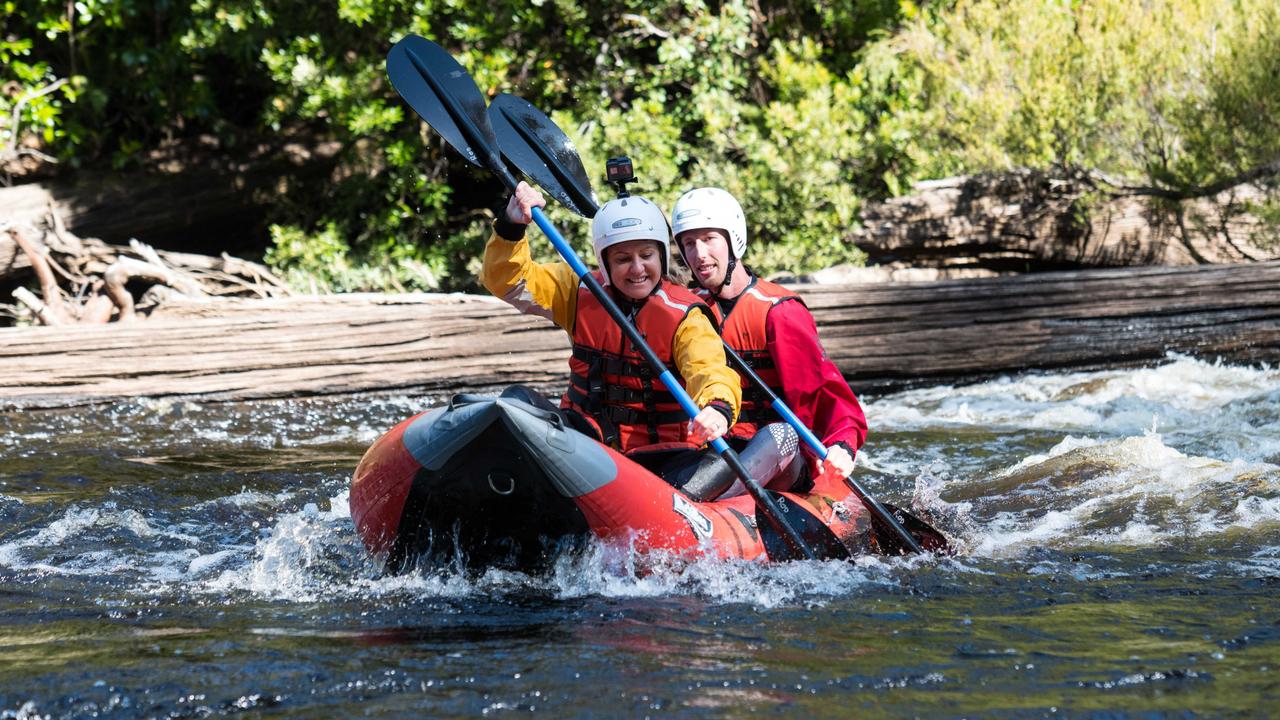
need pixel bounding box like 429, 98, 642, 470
606, 156, 636, 197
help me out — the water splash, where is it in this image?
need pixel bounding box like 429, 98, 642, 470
193, 490, 908, 608
868, 353, 1280, 463
956, 432, 1280, 556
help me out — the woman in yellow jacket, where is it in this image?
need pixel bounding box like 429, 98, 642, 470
481, 181, 741, 465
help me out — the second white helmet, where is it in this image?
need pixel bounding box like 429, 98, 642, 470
670, 187, 747, 259
591, 195, 670, 284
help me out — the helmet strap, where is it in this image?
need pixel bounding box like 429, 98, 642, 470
715, 246, 739, 296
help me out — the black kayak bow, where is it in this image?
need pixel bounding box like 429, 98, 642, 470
386, 34, 823, 561
485, 89, 952, 556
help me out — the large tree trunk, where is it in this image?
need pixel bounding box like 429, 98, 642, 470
853, 171, 1279, 274
2, 261, 1276, 409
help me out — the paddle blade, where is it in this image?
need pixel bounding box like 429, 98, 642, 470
756, 491, 852, 562
488, 93, 600, 218
872, 503, 954, 556
386, 35, 508, 182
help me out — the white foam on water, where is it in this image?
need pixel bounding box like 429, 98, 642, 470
847, 447, 920, 480
963, 432, 1279, 557
869, 355, 1280, 462
997, 435, 1103, 476
182, 487, 910, 609
0, 701, 50, 720
197, 490, 377, 602
0, 502, 226, 582
860, 356, 1280, 557
191, 488, 297, 511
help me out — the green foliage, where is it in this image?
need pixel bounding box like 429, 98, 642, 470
0, 18, 74, 170
1168, 1, 1280, 191
264, 221, 451, 292
1245, 197, 1280, 251
878, 0, 1280, 194
4, 0, 1277, 290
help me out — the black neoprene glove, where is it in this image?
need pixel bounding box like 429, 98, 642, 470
491, 193, 527, 241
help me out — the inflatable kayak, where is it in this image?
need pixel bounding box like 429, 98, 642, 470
351, 390, 916, 573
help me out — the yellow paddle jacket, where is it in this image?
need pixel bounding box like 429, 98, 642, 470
480, 233, 741, 424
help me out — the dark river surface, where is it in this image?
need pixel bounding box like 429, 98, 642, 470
2, 354, 1278, 718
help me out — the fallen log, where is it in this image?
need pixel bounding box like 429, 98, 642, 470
1, 261, 1276, 410
806, 261, 1280, 393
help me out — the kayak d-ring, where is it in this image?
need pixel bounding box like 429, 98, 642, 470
488, 470, 516, 496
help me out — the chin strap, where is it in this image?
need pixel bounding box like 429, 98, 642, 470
718, 253, 738, 295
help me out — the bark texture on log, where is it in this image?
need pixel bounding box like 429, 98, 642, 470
854, 172, 1279, 273
805, 261, 1280, 394
2, 262, 1277, 410
0, 294, 569, 410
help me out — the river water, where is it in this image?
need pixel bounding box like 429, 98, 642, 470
2, 354, 1277, 718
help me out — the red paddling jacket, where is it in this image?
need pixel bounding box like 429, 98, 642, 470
697, 276, 867, 454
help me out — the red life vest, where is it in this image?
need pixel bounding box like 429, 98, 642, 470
695, 277, 802, 441
562, 272, 714, 453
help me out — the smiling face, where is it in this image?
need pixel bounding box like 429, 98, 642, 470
605, 239, 663, 300
678, 228, 732, 290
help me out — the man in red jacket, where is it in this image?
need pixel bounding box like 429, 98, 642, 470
671, 187, 868, 493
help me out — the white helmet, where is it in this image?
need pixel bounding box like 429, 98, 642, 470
670, 187, 747, 259
590, 195, 670, 284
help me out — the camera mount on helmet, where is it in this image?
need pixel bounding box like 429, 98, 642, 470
606, 156, 636, 198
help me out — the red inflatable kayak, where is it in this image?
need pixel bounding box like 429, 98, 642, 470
351, 391, 899, 572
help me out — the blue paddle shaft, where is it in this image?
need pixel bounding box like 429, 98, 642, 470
531, 206, 713, 429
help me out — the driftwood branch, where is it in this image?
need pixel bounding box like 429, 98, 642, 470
1091, 157, 1280, 201
5, 224, 69, 325
11, 287, 61, 326
2, 205, 289, 325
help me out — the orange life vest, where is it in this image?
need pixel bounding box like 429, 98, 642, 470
695, 277, 802, 441
562, 273, 714, 453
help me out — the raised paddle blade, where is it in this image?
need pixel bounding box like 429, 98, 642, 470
488, 93, 601, 217
386, 35, 508, 182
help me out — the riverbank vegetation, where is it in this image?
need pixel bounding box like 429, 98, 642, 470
3, 0, 1277, 293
